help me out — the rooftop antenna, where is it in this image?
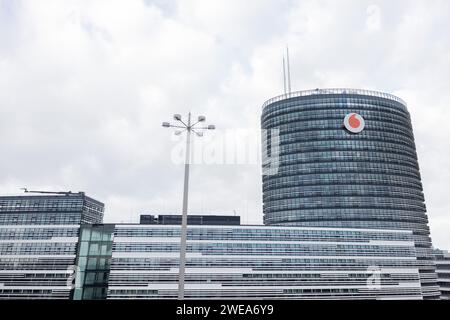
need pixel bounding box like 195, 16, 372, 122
20, 188, 80, 196
286, 46, 292, 93
282, 56, 287, 95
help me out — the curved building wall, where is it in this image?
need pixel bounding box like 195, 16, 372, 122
261, 88, 439, 298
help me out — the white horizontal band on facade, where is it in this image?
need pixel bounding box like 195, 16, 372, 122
111, 252, 417, 260
368, 241, 415, 246
377, 297, 423, 301
0, 270, 74, 274
108, 283, 421, 291
112, 237, 414, 247
109, 268, 420, 275
0, 238, 78, 243
112, 252, 203, 258
106, 296, 424, 300
113, 237, 181, 243
146, 283, 223, 290
110, 268, 252, 274
113, 224, 412, 234
0, 255, 76, 258
0, 225, 80, 229
392, 282, 423, 288
0, 285, 71, 290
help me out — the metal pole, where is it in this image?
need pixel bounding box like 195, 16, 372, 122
286, 46, 292, 94
178, 112, 191, 300
282, 57, 287, 95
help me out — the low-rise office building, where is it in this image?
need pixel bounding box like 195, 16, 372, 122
0, 193, 104, 299
103, 224, 422, 300
433, 248, 450, 299
0, 194, 429, 300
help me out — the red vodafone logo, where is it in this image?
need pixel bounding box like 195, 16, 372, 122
344, 113, 365, 133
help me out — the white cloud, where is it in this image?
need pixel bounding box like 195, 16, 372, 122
0, 0, 449, 249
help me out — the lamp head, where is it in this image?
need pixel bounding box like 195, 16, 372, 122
174, 114, 182, 121
162, 122, 170, 128
207, 125, 216, 130
198, 115, 206, 122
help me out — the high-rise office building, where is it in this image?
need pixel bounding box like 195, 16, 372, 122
0, 193, 104, 299
433, 248, 450, 299
261, 88, 439, 298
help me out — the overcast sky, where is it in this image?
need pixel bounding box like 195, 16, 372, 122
1, 0, 449, 249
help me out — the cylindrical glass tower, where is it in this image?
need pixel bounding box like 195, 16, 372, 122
261, 88, 439, 298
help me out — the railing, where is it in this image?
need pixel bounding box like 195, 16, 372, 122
262, 88, 407, 109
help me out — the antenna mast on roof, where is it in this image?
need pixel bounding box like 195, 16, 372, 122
282, 56, 287, 95
20, 188, 81, 196
282, 46, 292, 95
286, 46, 292, 93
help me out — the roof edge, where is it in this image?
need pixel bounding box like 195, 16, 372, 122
262, 88, 407, 110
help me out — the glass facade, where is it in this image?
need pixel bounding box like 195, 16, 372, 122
107, 224, 422, 300
0, 193, 104, 299
0, 193, 104, 225
261, 89, 439, 298
73, 224, 114, 300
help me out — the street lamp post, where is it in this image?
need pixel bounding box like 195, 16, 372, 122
162, 112, 215, 300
